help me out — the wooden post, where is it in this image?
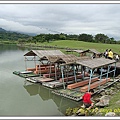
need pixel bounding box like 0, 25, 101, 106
39, 61, 41, 77
88, 69, 93, 92
49, 62, 52, 78
55, 63, 57, 80
74, 64, 77, 82
106, 65, 110, 81
24, 56, 27, 71
61, 65, 65, 89
99, 67, 103, 89
113, 62, 116, 81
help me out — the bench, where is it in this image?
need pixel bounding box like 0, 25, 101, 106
67, 77, 98, 89
59, 72, 89, 82
80, 78, 110, 92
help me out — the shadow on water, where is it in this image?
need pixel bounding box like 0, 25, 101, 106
23, 80, 80, 115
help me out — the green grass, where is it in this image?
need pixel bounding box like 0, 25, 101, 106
101, 91, 120, 116
25, 40, 120, 54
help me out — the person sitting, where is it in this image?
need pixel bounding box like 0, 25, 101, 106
92, 53, 96, 59
104, 49, 108, 58
82, 89, 94, 110
115, 54, 119, 62
108, 49, 113, 60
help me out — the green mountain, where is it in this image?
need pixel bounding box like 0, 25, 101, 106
0, 28, 6, 32
0, 27, 31, 41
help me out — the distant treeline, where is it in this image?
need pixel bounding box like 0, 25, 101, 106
0, 30, 120, 44
29, 33, 120, 44
0, 31, 30, 41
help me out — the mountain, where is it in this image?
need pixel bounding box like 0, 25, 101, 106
0, 27, 31, 41
0, 28, 6, 32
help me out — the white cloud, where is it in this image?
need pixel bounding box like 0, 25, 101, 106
0, 4, 120, 40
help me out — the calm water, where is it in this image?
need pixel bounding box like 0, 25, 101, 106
0, 44, 80, 117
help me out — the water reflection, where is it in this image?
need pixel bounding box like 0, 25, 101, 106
23, 81, 80, 115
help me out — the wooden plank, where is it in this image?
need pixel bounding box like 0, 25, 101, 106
80, 78, 110, 92
35, 77, 54, 82
59, 72, 89, 82
43, 72, 60, 78
67, 77, 98, 89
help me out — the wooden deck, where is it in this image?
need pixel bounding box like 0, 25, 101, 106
52, 77, 120, 101
26, 77, 54, 83
13, 71, 39, 78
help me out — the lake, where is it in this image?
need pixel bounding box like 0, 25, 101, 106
0, 44, 80, 117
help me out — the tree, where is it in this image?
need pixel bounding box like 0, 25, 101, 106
95, 33, 109, 43
78, 33, 93, 42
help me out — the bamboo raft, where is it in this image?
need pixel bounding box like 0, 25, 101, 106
26, 77, 54, 83
52, 77, 120, 101
13, 71, 39, 78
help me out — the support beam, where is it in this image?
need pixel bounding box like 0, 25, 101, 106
74, 64, 77, 82
88, 69, 93, 92
61, 66, 65, 89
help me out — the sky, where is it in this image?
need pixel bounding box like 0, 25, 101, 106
0, 2, 120, 40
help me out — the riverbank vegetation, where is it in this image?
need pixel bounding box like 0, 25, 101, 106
31, 33, 120, 44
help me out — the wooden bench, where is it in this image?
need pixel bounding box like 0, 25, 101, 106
34, 68, 59, 74
27, 68, 36, 71
80, 78, 110, 92
59, 72, 89, 82
67, 77, 99, 89
43, 72, 61, 78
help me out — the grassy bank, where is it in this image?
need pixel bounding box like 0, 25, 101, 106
0, 40, 17, 44
24, 40, 120, 54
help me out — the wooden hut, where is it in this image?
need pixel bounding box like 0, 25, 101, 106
76, 57, 116, 92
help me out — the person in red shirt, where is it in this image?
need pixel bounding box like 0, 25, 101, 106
82, 89, 94, 110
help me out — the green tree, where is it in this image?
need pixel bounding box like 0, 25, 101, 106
78, 33, 93, 42
95, 33, 109, 43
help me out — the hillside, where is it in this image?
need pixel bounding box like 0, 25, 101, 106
0, 28, 6, 32
25, 40, 120, 54
0, 27, 31, 41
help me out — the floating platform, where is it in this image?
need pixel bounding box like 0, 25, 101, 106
26, 77, 54, 83
13, 71, 39, 78
42, 80, 63, 88
52, 77, 120, 101
52, 89, 84, 101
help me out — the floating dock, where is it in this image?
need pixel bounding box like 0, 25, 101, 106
26, 77, 54, 83
13, 49, 120, 102
13, 70, 39, 78
52, 77, 120, 101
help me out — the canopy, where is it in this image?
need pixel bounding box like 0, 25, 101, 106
24, 50, 64, 57
76, 58, 116, 69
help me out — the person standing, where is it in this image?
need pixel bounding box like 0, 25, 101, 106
108, 49, 113, 60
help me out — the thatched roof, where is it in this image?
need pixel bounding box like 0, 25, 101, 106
76, 58, 116, 69
24, 50, 64, 57
73, 50, 84, 53
66, 49, 101, 55
47, 54, 78, 64
77, 56, 92, 61
89, 49, 101, 54
24, 50, 79, 64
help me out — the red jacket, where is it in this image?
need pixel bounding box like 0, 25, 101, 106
82, 92, 92, 104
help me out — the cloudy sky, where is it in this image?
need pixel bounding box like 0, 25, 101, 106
0, 3, 120, 40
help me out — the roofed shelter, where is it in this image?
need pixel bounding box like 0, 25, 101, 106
76, 57, 116, 92
24, 50, 80, 86
66, 49, 102, 58
24, 50, 65, 59
24, 50, 65, 76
